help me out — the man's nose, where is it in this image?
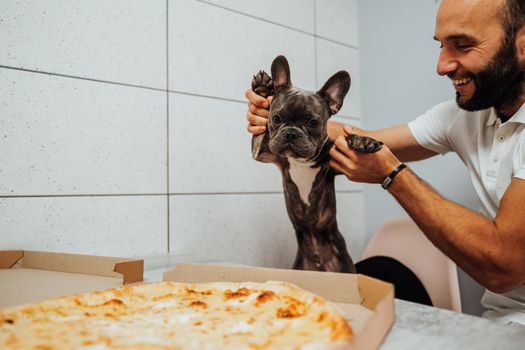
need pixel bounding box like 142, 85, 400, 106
436, 49, 459, 76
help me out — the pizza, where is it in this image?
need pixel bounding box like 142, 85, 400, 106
0, 281, 353, 349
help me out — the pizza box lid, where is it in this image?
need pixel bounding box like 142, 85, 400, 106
0, 250, 143, 309
163, 263, 395, 350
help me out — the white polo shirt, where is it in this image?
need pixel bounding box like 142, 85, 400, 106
408, 100, 525, 324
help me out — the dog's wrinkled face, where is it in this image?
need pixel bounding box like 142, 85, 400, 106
268, 89, 329, 159
267, 56, 351, 160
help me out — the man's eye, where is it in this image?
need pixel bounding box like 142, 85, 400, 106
455, 43, 473, 50
307, 119, 319, 128
272, 115, 282, 124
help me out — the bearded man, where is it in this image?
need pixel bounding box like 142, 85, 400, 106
246, 0, 525, 325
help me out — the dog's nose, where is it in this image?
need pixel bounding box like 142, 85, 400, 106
285, 131, 297, 143
284, 132, 297, 142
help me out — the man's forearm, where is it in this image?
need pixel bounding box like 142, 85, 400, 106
327, 121, 436, 162
327, 120, 380, 141
387, 167, 516, 292
327, 120, 346, 140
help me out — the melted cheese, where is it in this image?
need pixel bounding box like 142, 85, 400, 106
0, 281, 353, 349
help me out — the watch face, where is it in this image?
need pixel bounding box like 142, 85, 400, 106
381, 177, 393, 189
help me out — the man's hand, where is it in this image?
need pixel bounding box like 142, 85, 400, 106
327, 121, 365, 141
329, 126, 403, 184
341, 124, 366, 137
245, 89, 272, 135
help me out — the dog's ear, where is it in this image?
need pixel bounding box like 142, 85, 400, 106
317, 71, 351, 115
271, 55, 292, 94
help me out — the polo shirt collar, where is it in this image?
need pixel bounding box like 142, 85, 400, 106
485, 101, 525, 127
486, 108, 498, 127
510, 102, 525, 124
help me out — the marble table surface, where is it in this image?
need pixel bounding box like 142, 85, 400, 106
382, 299, 525, 349
140, 255, 525, 349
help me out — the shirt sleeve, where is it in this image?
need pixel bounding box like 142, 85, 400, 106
512, 134, 525, 180
407, 100, 461, 155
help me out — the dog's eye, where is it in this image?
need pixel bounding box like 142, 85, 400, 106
307, 119, 319, 128
272, 115, 282, 124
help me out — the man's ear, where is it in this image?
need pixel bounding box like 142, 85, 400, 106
517, 25, 525, 58
317, 71, 351, 115
271, 55, 292, 94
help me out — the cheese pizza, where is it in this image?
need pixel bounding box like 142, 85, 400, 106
0, 281, 353, 349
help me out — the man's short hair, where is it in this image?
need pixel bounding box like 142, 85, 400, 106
500, 0, 525, 39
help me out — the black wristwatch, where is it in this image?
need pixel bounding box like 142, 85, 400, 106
381, 163, 407, 189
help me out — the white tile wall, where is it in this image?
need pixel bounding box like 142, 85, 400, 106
337, 192, 366, 260
170, 194, 297, 268
169, 0, 316, 100
0, 69, 167, 195
317, 39, 361, 117
316, 0, 359, 46
0, 196, 167, 257
169, 94, 282, 193
0, 0, 166, 88
0, 0, 366, 262
202, 0, 315, 33
169, 192, 363, 268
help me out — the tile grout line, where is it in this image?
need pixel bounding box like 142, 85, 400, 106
166, 0, 171, 254
195, 0, 359, 50
0, 66, 363, 120
333, 115, 361, 121
0, 194, 167, 199
0, 65, 244, 103
0, 190, 363, 199
0, 65, 166, 92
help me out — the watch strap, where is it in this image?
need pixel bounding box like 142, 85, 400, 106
381, 163, 407, 189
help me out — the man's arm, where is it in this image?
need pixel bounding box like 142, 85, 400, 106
328, 120, 437, 162
388, 169, 525, 293
329, 139, 525, 293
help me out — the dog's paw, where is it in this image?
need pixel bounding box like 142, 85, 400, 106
251, 70, 274, 97
346, 134, 384, 153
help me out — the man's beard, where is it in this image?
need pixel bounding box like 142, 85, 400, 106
455, 36, 525, 112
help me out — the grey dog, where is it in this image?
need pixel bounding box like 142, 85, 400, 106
251, 55, 383, 273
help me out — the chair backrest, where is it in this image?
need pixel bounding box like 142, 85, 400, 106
361, 217, 462, 312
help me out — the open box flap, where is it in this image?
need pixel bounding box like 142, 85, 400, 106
164, 262, 362, 304
10, 250, 144, 283
114, 260, 144, 284
0, 250, 144, 309
352, 274, 396, 349
0, 250, 24, 268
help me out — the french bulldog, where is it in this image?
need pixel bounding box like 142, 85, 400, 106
251, 55, 383, 273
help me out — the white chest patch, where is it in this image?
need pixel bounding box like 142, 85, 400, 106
288, 158, 320, 206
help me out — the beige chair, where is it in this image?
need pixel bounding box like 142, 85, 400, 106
361, 217, 462, 312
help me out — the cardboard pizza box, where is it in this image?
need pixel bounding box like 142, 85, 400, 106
164, 263, 395, 350
0, 250, 143, 309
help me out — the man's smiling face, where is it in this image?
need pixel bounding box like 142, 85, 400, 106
434, 0, 525, 113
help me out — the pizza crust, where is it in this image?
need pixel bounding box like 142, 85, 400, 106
0, 281, 353, 349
